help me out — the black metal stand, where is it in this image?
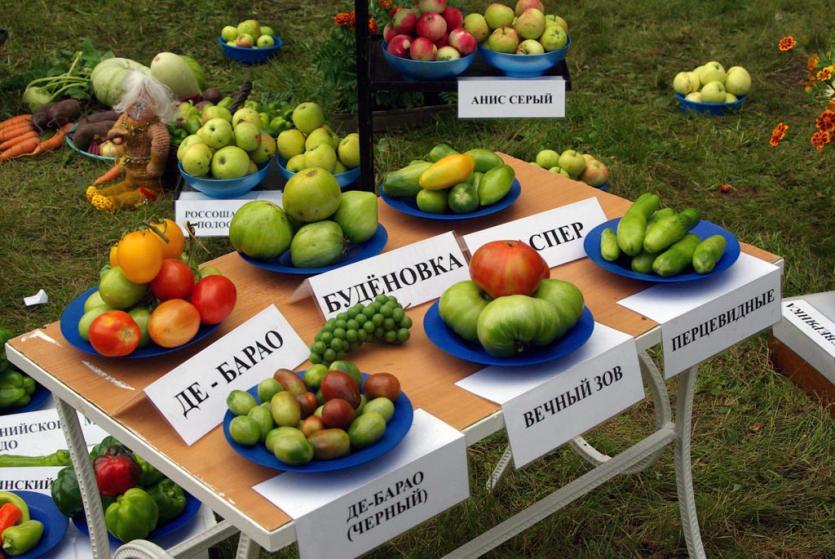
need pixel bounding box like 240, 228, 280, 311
354, 1, 572, 192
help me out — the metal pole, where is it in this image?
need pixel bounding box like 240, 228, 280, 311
355, 0, 374, 192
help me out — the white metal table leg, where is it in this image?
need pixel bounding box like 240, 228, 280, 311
114, 540, 173, 559
486, 445, 514, 492
55, 397, 111, 559
675, 366, 707, 559
235, 533, 261, 559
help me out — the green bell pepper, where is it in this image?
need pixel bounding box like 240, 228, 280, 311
51, 466, 83, 517
0, 370, 23, 388
105, 487, 158, 542
2, 519, 43, 556
0, 387, 26, 409
21, 376, 35, 396
133, 454, 164, 488
90, 436, 128, 459
147, 478, 186, 522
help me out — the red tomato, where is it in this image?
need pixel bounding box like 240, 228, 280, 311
190, 275, 237, 325
469, 240, 550, 298
88, 311, 141, 357
148, 299, 201, 348
150, 259, 195, 301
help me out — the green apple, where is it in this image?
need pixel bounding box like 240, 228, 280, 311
305, 144, 338, 173
514, 8, 545, 40
534, 149, 559, 168
305, 127, 337, 151
277, 129, 306, 160
487, 27, 519, 53
698, 61, 726, 86
337, 133, 360, 168
464, 13, 490, 42
540, 24, 567, 51
283, 168, 342, 223
673, 71, 696, 94
685, 92, 702, 102
237, 19, 261, 39
182, 143, 213, 176
211, 145, 250, 179
234, 122, 261, 152
725, 66, 751, 96
485, 3, 515, 29
226, 39, 237, 46
198, 118, 234, 149
287, 154, 306, 172
251, 133, 276, 164
558, 149, 586, 178
177, 134, 202, 162
333, 191, 378, 243
261, 25, 274, 37
334, 161, 347, 174
686, 71, 701, 92
256, 35, 275, 48
551, 15, 568, 32
201, 105, 231, 124
548, 166, 570, 177
292, 102, 325, 134
221, 25, 238, 42
437, 46, 461, 60
700, 80, 726, 103
516, 39, 545, 54
235, 33, 254, 48
725, 92, 737, 103
232, 107, 260, 128
248, 160, 257, 174
582, 153, 595, 163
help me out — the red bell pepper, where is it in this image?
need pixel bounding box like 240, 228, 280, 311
93, 447, 140, 496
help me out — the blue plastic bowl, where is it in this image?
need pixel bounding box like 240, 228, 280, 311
675, 93, 747, 116
218, 35, 283, 64
381, 41, 477, 80
178, 159, 271, 199
479, 37, 571, 78
65, 124, 117, 162
277, 158, 360, 189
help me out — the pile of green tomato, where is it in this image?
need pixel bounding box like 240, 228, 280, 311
0, 327, 38, 410
309, 295, 413, 366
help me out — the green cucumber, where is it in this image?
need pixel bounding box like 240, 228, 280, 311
643, 208, 700, 253
648, 207, 675, 225
630, 251, 657, 274
652, 234, 701, 277
382, 161, 432, 198
692, 235, 727, 274
427, 143, 458, 162
617, 193, 660, 256
464, 148, 503, 173
600, 228, 620, 261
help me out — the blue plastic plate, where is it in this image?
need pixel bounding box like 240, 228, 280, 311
223, 374, 414, 472
59, 287, 220, 359
583, 218, 741, 282
381, 41, 477, 81
479, 37, 571, 78
14, 491, 68, 559
277, 158, 360, 189
424, 301, 595, 367
218, 35, 283, 64
65, 123, 117, 162
178, 160, 271, 199
380, 179, 521, 221
238, 224, 388, 276
74, 491, 200, 544
675, 93, 747, 115
0, 384, 51, 415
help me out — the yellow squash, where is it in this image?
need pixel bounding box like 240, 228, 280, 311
418, 154, 475, 190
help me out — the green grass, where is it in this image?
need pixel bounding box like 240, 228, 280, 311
1, 0, 834, 557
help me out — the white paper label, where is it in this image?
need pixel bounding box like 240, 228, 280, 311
145, 305, 308, 445
458, 77, 565, 119
0, 467, 61, 495
462, 198, 607, 267
254, 410, 468, 559
0, 409, 107, 455
455, 325, 643, 468
175, 191, 282, 237
308, 232, 470, 319
619, 254, 782, 378
782, 300, 835, 358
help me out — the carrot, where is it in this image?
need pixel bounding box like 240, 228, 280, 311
0, 114, 31, 130
0, 122, 34, 142
0, 138, 39, 160
30, 123, 71, 155
0, 503, 21, 534
0, 131, 39, 151
94, 162, 124, 185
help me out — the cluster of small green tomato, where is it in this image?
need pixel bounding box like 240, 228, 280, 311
309, 295, 413, 365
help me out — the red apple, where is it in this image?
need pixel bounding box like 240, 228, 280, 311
416, 12, 447, 43
387, 34, 412, 58
418, 0, 448, 14
448, 28, 477, 55
441, 7, 464, 30
392, 8, 418, 35
469, 240, 550, 298
515, 0, 544, 15
410, 36, 437, 60
436, 32, 449, 47
383, 23, 396, 43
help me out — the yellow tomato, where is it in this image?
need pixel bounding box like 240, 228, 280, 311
117, 230, 164, 284
150, 218, 186, 259
108, 244, 119, 267
418, 154, 475, 190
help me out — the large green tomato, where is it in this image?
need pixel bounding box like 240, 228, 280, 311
98, 267, 147, 309
290, 221, 344, 268
476, 295, 560, 357
439, 281, 490, 342
229, 200, 293, 259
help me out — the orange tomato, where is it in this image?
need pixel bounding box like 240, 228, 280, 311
148, 299, 201, 348
117, 230, 164, 284
108, 244, 119, 267
150, 219, 186, 259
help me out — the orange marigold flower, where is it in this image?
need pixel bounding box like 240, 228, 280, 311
807, 54, 820, 73
810, 130, 830, 151
379, 0, 393, 9
769, 122, 789, 147
817, 109, 835, 132
334, 12, 356, 26
369, 18, 378, 33
778, 35, 797, 52
817, 67, 832, 81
